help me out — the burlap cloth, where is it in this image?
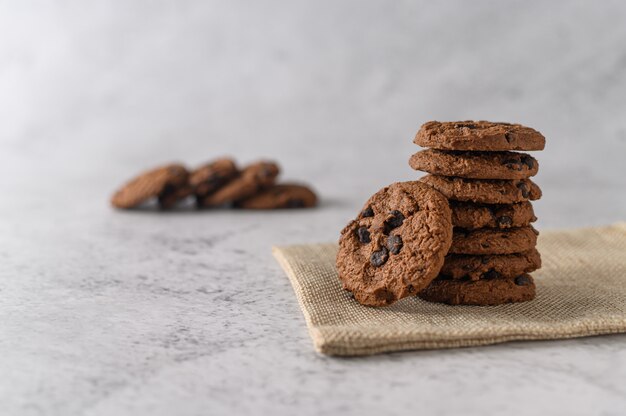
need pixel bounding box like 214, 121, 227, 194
272, 223, 626, 356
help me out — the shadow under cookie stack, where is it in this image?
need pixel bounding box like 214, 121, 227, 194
411, 121, 545, 305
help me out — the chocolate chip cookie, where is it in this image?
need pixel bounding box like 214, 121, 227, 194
451, 201, 536, 229
190, 158, 239, 198
450, 226, 539, 255
199, 161, 280, 207
111, 164, 189, 209
414, 121, 545, 151
409, 149, 538, 180
420, 174, 542, 204
235, 183, 318, 209
418, 274, 536, 305
441, 249, 542, 280
336, 181, 453, 307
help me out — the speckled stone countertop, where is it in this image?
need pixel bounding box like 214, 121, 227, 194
2, 1, 626, 415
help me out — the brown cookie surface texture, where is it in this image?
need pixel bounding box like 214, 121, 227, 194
200, 161, 280, 207
190, 158, 239, 198
451, 201, 536, 229
236, 184, 317, 209
420, 174, 542, 204
336, 181, 453, 307
409, 149, 538, 180
111, 164, 189, 209
449, 226, 539, 255
419, 274, 536, 305
441, 249, 542, 280
414, 121, 545, 151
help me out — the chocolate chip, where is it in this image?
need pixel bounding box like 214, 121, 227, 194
480, 243, 490, 248
387, 210, 404, 227
454, 123, 477, 129
481, 257, 490, 264
521, 155, 535, 169
482, 270, 500, 280
384, 210, 404, 233
503, 159, 523, 171
370, 247, 389, 267
361, 206, 374, 218
386, 235, 403, 255
407, 284, 415, 293
462, 264, 474, 271
374, 287, 396, 303
514, 275, 531, 286
356, 226, 371, 243
517, 182, 529, 198
497, 216, 513, 227
504, 132, 513, 142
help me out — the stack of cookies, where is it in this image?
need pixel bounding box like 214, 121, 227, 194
411, 121, 545, 305
111, 158, 317, 210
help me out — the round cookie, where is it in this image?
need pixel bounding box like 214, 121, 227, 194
235, 183, 318, 209
111, 164, 189, 209
451, 201, 536, 229
449, 226, 539, 255
418, 274, 536, 305
420, 174, 542, 204
441, 249, 542, 280
409, 149, 538, 180
336, 181, 453, 307
199, 161, 280, 207
190, 158, 239, 197
414, 121, 545, 151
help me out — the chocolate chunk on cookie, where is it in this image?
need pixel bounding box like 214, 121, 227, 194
336, 181, 452, 307
235, 183, 317, 209
420, 174, 542, 204
414, 121, 545, 151
199, 161, 280, 207
409, 149, 539, 180
418, 274, 536, 305
450, 226, 539, 255
451, 201, 536, 229
111, 164, 189, 209
189, 158, 239, 198
441, 249, 542, 280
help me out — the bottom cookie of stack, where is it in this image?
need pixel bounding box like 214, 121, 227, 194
418, 274, 536, 306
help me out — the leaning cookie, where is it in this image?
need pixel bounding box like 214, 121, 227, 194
409, 149, 538, 180
418, 274, 536, 305
451, 201, 537, 229
441, 249, 542, 280
414, 121, 545, 151
111, 164, 189, 209
199, 161, 280, 207
336, 181, 452, 307
189, 158, 239, 198
235, 184, 317, 209
449, 226, 539, 255
420, 174, 541, 204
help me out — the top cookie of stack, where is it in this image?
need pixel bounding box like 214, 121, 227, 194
411, 121, 545, 306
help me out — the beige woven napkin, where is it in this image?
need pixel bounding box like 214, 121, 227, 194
273, 222, 626, 356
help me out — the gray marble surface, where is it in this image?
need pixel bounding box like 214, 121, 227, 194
2, 1, 626, 415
